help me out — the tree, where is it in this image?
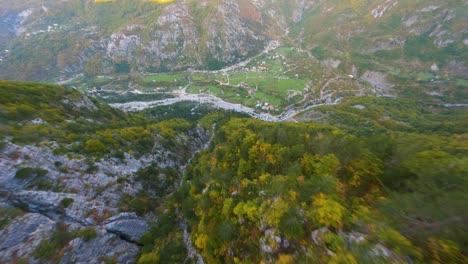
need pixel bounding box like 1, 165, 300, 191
83, 139, 105, 154
311, 193, 346, 230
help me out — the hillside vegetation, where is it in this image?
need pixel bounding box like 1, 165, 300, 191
0, 81, 467, 262
161, 114, 467, 263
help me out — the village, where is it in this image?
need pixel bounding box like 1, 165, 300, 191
55, 44, 374, 117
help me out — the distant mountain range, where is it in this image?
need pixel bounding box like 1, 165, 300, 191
0, 0, 466, 85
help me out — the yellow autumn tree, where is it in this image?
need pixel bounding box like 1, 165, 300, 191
195, 233, 208, 250
311, 193, 346, 229
276, 254, 294, 264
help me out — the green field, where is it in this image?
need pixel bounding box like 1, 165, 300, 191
142, 74, 184, 83
71, 45, 378, 113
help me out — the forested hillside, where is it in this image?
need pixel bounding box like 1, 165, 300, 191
163, 116, 467, 263
0, 80, 467, 263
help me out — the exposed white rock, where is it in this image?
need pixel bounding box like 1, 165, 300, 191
106, 33, 140, 58
403, 15, 419, 27
260, 228, 283, 254
0, 123, 212, 262
420, 5, 440, 12
447, 61, 468, 78
323, 59, 341, 68
0, 213, 55, 261
361, 71, 394, 96
353, 104, 366, 110
31, 118, 47, 124
104, 213, 150, 242
311, 227, 329, 245
371, 0, 399, 18
371, 244, 394, 257
60, 231, 140, 263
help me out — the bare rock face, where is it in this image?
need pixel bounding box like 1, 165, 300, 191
323, 59, 341, 68
361, 71, 394, 96
0, 213, 55, 261
60, 231, 140, 264
0, 123, 212, 262
104, 213, 150, 242
368, 37, 406, 53
447, 61, 468, 78
100, 0, 267, 73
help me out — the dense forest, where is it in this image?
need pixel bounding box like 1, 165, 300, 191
157, 117, 467, 263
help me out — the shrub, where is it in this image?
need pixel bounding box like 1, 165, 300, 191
33, 224, 74, 260
53, 147, 68, 155
83, 139, 106, 154
0, 207, 24, 229
28, 178, 54, 191
0, 141, 6, 151
15, 167, 48, 179
74, 227, 97, 242
60, 198, 74, 209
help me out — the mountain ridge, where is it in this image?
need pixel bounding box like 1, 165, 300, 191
1, 0, 465, 81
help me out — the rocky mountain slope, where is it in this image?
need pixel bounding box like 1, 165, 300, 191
0, 0, 465, 88
0, 81, 213, 263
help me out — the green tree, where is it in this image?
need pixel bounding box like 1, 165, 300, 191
84, 139, 105, 154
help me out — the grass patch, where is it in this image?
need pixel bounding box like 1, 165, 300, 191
416, 72, 435, 82
455, 79, 468, 87
142, 74, 183, 83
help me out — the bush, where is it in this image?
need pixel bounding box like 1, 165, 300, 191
15, 167, 48, 179
28, 178, 54, 191
74, 227, 97, 242
53, 147, 68, 155
33, 224, 74, 260
60, 198, 74, 209
83, 139, 106, 155
0, 141, 6, 151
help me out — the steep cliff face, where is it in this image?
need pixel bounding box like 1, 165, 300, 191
104, 0, 267, 72
0, 0, 279, 79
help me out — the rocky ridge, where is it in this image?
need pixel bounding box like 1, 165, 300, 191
0, 124, 212, 263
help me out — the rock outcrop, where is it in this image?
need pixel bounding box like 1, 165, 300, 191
0, 124, 212, 262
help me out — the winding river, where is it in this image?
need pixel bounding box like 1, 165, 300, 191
110, 92, 342, 122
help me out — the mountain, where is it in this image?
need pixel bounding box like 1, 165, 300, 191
1, 81, 467, 263
0, 80, 216, 262
0, 0, 467, 263
0, 0, 466, 83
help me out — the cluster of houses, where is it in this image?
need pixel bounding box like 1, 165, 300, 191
242, 59, 271, 72
243, 65, 268, 72
256, 101, 277, 111
88, 87, 102, 93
